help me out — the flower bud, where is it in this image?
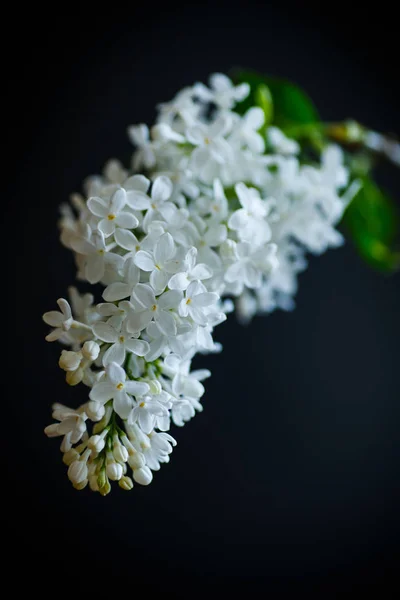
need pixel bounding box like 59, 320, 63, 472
59, 350, 82, 372
73, 479, 88, 490
66, 368, 84, 386
106, 461, 123, 481
119, 476, 134, 491
86, 401, 105, 422
68, 460, 88, 485
87, 432, 107, 453
97, 469, 107, 490
148, 379, 162, 395
99, 480, 111, 496
89, 475, 99, 492
63, 448, 80, 466
133, 466, 153, 486
44, 423, 60, 438
113, 438, 128, 463
82, 341, 100, 361
128, 451, 145, 470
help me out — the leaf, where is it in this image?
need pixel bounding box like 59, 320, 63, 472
232, 69, 319, 126
343, 177, 400, 272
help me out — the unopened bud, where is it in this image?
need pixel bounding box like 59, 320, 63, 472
86, 401, 105, 422
59, 350, 82, 372
66, 368, 84, 386
133, 466, 153, 486
68, 460, 88, 485
82, 341, 100, 361
119, 476, 134, 491
99, 481, 111, 496
87, 431, 107, 453
63, 448, 80, 466
106, 461, 123, 481
73, 479, 88, 490
148, 379, 162, 395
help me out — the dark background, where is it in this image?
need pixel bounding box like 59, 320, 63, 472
10, 0, 400, 591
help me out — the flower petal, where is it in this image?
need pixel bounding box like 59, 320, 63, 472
151, 176, 173, 204
87, 197, 108, 218
93, 322, 118, 343
134, 251, 155, 272
106, 362, 125, 385
154, 232, 175, 264
102, 282, 131, 302
114, 390, 133, 419
89, 382, 115, 404
124, 338, 150, 357
157, 310, 177, 336
103, 343, 125, 366
124, 381, 150, 397
114, 228, 139, 250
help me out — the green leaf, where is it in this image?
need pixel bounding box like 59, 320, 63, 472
343, 177, 400, 272
232, 69, 319, 126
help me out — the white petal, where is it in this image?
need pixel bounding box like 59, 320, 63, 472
168, 272, 190, 291
125, 190, 151, 210
138, 410, 155, 434
150, 269, 169, 293
115, 213, 139, 229
244, 107, 265, 130
158, 289, 183, 309
110, 188, 126, 214
106, 362, 126, 385
114, 228, 139, 250
89, 382, 115, 404
93, 322, 118, 343
57, 298, 72, 319
42, 311, 64, 327
103, 343, 125, 366
128, 309, 153, 333
102, 282, 131, 302
114, 390, 133, 419
125, 338, 150, 357
87, 197, 108, 218
124, 174, 150, 193
151, 176, 173, 204
154, 232, 175, 264
134, 251, 155, 272
157, 310, 177, 336
98, 218, 115, 237
190, 263, 212, 280
132, 283, 156, 308
124, 381, 150, 396
228, 209, 248, 231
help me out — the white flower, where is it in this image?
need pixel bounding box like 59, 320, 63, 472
129, 392, 170, 434
44, 404, 87, 452
128, 284, 183, 336
193, 73, 249, 109
59, 350, 82, 371
134, 232, 180, 293
71, 229, 124, 284
125, 175, 175, 223
143, 431, 177, 470
43, 298, 74, 342
187, 115, 233, 181
87, 188, 139, 237
89, 362, 150, 419
228, 183, 271, 245
268, 127, 300, 155
128, 124, 156, 170
168, 247, 212, 291
230, 107, 265, 153
225, 241, 278, 291
93, 319, 149, 366
179, 281, 219, 325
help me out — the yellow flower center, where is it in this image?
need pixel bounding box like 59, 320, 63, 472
139, 402, 146, 408
186, 298, 192, 305
107, 214, 116, 221
119, 336, 125, 343
116, 382, 124, 390
151, 304, 157, 311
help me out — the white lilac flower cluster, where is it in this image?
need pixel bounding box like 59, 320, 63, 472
43, 73, 353, 494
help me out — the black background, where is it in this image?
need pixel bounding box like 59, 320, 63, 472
10, 0, 400, 591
